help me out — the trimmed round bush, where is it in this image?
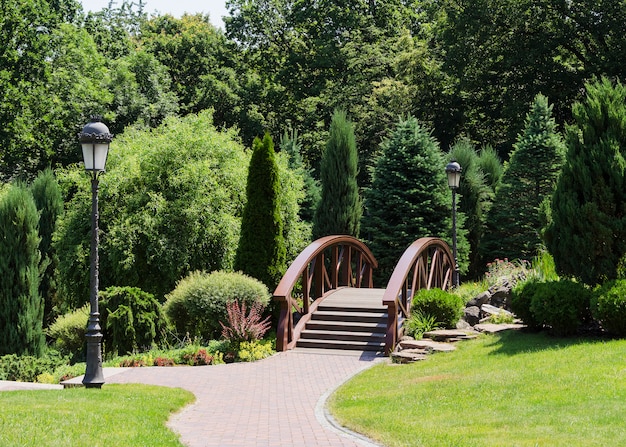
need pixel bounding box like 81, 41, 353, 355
47, 304, 89, 361
592, 279, 626, 336
510, 280, 543, 331
412, 288, 464, 329
100, 286, 168, 355
529, 280, 592, 336
164, 271, 271, 341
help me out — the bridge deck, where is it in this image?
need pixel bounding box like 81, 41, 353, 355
323, 287, 387, 310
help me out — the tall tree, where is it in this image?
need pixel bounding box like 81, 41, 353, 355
483, 94, 566, 262
313, 110, 362, 239
0, 183, 44, 356
449, 138, 498, 279
235, 132, 286, 289
30, 169, 63, 326
361, 116, 467, 283
545, 78, 626, 285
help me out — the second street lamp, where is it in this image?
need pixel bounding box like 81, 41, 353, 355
79, 116, 113, 388
445, 160, 461, 288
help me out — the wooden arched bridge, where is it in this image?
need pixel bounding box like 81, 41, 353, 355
273, 235, 455, 354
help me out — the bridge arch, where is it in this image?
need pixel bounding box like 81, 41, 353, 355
273, 235, 378, 351
272, 236, 454, 353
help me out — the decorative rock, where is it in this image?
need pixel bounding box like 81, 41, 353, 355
481, 304, 513, 317
464, 306, 481, 326
391, 351, 428, 363
399, 339, 456, 352
474, 323, 526, 333
456, 319, 472, 330
423, 329, 480, 342
489, 286, 511, 308
467, 291, 491, 307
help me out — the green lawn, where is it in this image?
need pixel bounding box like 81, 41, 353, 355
0, 384, 194, 447
329, 331, 626, 447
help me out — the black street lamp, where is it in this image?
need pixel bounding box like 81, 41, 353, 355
445, 160, 462, 288
79, 117, 113, 388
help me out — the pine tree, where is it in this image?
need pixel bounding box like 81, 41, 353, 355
0, 183, 44, 356
30, 169, 63, 325
313, 109, 362, 239
235, 133, 286, 289
546, 78, 626, 285
483, 94, 566, 262
361, 116, 467, 283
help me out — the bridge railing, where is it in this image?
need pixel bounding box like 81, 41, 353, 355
272, 235, 378, 351
382, 237, 454, 354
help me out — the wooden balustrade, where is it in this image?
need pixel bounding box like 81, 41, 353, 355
382, 238, 454, 354
272, 235, 378, 351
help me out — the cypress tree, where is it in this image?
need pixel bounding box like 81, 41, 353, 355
545, 78, 626, 285
235, 132, 286, 289
313, 109, 362, 239
362, 116, 467, 283
0, 183, 44, 356
483, 94, 566, 262
30, 169, 63, 325
449, 139, 499, 279
280, 128, 320, 223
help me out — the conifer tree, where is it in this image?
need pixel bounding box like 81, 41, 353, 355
362, 116, 467, 283
235, 132, 286, 289
313, 109, 362, 239
280, 128, 320, 223
0, 183, 44, 356
546, 78, 626, 285
483, 94, 566, 262
30, 169, 63, 325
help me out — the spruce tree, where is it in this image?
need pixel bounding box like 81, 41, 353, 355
235, 132, 286, 289
313, 109, 362, 239
30, 169, 63, 325
0, 183, 44, 356
361, 116, 467, 283
546, 78, 626, 285
483, 94, 566, 262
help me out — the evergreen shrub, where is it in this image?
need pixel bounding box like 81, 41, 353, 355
47, 303, 89, 360
592, 280, 626, 336
412, 288, 464, 329
100, 286, 168, 355
0, 352, 67, 382
510, 281, 542, 331
164, 271, 270, 341
529, 280, 592, 336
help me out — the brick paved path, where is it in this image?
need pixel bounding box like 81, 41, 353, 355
107, 350, 384, 447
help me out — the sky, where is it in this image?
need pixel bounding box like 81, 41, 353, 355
80, 0, 229, 29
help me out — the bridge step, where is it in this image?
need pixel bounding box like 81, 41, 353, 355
296, 338, 385, 351
305, 320, 386, 333
311, 310, 386, 324
301, 329, 386, 343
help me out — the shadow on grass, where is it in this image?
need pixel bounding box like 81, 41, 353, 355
485, 329, 611, 356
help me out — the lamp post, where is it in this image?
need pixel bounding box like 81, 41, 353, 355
445, 160, 461, 288
79, 116, 113, 388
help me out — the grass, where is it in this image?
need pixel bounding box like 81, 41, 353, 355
0, 384, 194, 447
329, 331, 626, 447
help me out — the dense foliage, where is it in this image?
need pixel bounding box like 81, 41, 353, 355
411, 288, 464, 329
0, 183, 44, 356
313, 110, 362, 239
163, 270, 270, 341
235, 133, 286, 289
362, 116, 467, 282
592, 280, 626, 337
545, 79, 626, 285
99, 286, 168, 356
483, 94, 566, 262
